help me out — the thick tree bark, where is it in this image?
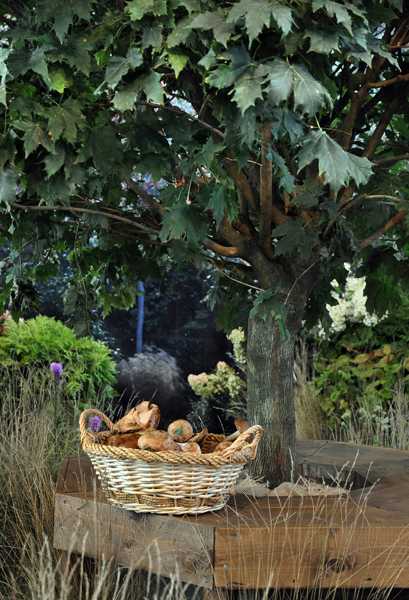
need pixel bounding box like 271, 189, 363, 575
242, 243, 314, 486
247, 311, 299, 486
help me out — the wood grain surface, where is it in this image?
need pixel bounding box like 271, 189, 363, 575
53, 440, 409, 590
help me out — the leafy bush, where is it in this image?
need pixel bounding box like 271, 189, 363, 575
315, 309, 409, 428
312, 263, 409, 430
0, 316, 116, 403
316, 340, 402, 426
188, 328, 247, 420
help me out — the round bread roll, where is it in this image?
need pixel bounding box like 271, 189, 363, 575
138, 430, 179, 452
167, 419, 194, 442
106, 432, 142, 448
234, 417, 250, 433
214, 440, 233, 453
176, 441, 201, 455
113, 401, 160, 433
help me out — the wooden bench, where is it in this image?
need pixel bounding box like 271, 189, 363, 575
54, 440, 409, 597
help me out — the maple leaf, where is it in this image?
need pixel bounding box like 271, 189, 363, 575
232, 68, 264, 113
227, 0, 293, 41
104, 48, 142, 89
297, 130, 373, 192
44, 146, 66, 178
0, 170, 17, 206
190, 11, 234, 47
160, 205, 208, 244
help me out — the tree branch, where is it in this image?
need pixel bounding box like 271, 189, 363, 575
368, 72, 409, 88
374, 153, 409, 167
339, 91, 401, 205
321, 90, 350, 130
10, 203, 157, 234
223, 159, 258, 214
362, 97, 400, 159
271, 205, 287, 226
389, 42, 409, 49
358, 88, 388, 121
140, 102, 225, 139
337, 55, 386, 150
126, 179, 165, 215
233, 219, 254, 239
203, 239, 242, 257
219, 215, 248, 247
215, 266, 264, 292
324, 194, 402, 237
360, 209, 406, 248
259, 122, 274, 257
239, 189, 249, 220
338, 87, 369, 149
389, 17, 409, 47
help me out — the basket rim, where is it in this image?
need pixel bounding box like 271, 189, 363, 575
80, 408, 263, 466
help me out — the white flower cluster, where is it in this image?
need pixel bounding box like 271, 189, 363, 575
187, 361, 246, 402
320, 263, 386, 337
227, 327, 246, 367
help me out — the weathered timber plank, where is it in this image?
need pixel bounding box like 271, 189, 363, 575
214, 525, 409, 589
54, 447, 409, 590
57, 458, 357, 527
203, 588, 229, 600
56, 456, 105, 500
56, 456, 409, 527
54, 491, 214, 588
56, 456, 70, 494
297, 440, 409, 480
361, 475, 409, 516
189, 491, 409, 529
54, 492, 112, 560
110, 509, 214, 587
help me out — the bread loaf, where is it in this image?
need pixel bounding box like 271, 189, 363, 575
113, 401, 160, 433
167, 419, 193, 442
138, 430, 180, 452
176, 441, 201, 455
106, 432, 143, 448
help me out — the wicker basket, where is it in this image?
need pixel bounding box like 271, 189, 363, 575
79, 409, 263, 515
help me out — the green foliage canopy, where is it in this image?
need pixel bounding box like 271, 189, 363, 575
0, 316, 117, 401
0, 0, 409, 326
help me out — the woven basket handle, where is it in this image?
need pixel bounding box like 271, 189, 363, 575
221, 425, 263, 460
79, 408, 114, 443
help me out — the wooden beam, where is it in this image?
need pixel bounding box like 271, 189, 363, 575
54, 445, 409, 591
214, 524, 409, 589
54, 459, 214, 588
203, 589, 229, 600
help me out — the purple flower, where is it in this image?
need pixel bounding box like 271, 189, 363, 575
89, 416, 102, 432
50, 362, 63, 381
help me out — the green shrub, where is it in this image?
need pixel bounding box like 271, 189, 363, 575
311, 265, 409, 431
315, 314, 409, 428
188, 327, 247, 419
0, 316, 117, 404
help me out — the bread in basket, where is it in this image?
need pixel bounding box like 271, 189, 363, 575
80, 408, 263, 515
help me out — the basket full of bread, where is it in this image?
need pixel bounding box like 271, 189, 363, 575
79, 402, 263, 515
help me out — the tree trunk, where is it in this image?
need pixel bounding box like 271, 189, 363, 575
246, 310, 299, 486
